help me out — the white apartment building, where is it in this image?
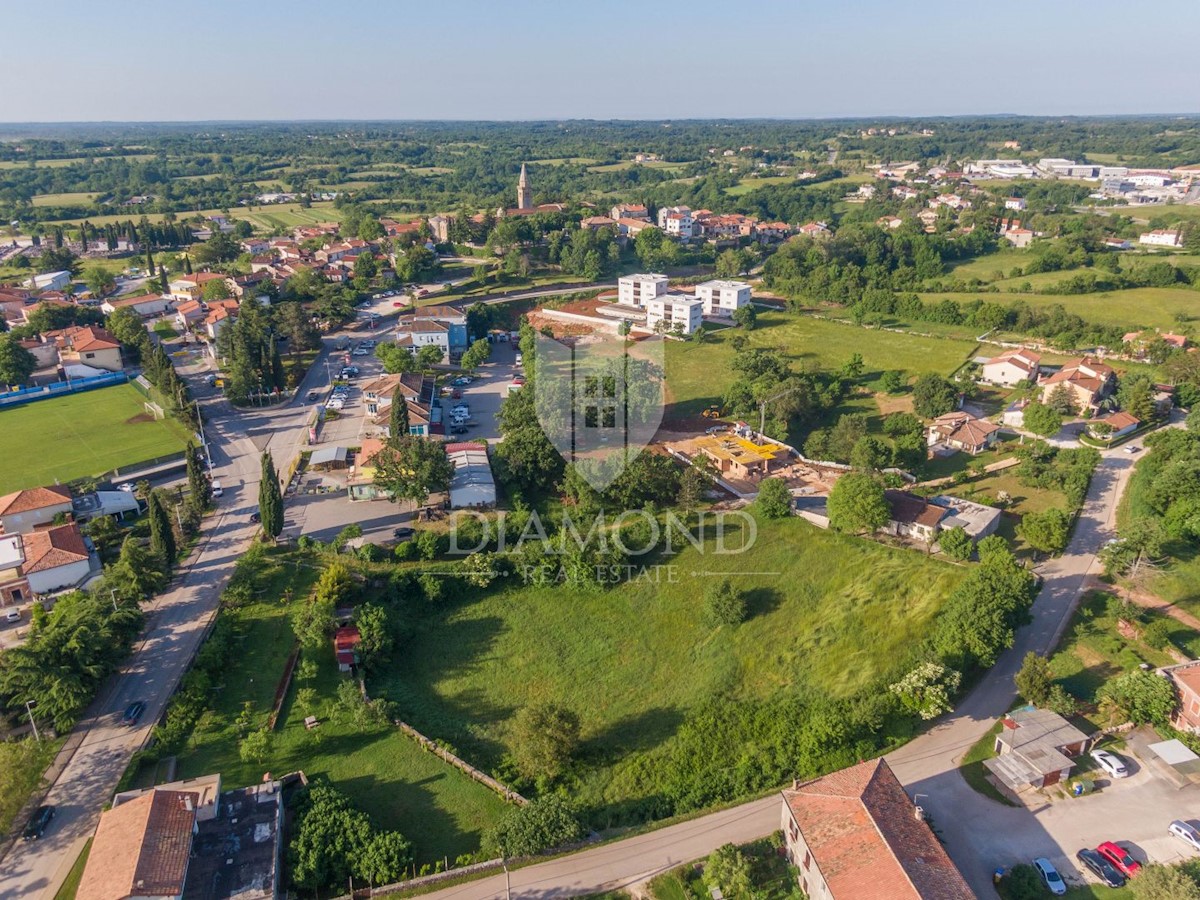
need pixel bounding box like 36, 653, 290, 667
657, 206, 695, 237
645, 294, 703, 335
693, 280, 751, 317
617, 273, 669, 307
1139, 229, 1183, 248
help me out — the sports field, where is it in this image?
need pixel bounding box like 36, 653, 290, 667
0, 384, 190, 493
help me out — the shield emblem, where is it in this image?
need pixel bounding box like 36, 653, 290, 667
534, 332, 665, 491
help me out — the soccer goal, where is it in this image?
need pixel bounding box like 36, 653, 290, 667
144, 401, 165, 420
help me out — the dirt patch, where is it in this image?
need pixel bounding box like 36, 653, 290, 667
874, 392, 915, 416
124, 413, 154, 425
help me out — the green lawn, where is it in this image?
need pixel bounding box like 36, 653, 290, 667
374, 518, 966, 818
38, 201, 341, 229
31, 192, 102, 207
172, 551, 509, 866
53, 839, 91, 900
725, 176, 796, 197
958, 720, 1017, 807
916, 287, 1200, 332
0, 384, 191, 493
663, 310, 979, 422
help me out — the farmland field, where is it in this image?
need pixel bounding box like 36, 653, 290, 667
725, 175, 795, 196
663, 310, 979, 421
915, 287, 1200, 332
31, 192, 103, 207
374, 517, 966, 819
40, 201, 341, 229
0, 384, 191, 493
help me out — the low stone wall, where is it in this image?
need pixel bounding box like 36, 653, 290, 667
394, 720, 527, 805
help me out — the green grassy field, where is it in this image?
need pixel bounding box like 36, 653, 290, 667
374, 518, 965, 815
725, 176, 795, 196
0, 384, 190, 493
31, 192, 103, 207
587, 160, 689, 173
38, 201, 341, 229
0, 154, 156, 170
663, 310, 979, 421
172, 551, 509, 866
915, 287, 1200, 332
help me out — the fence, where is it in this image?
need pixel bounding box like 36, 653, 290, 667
0, 371, 129, 409
393, 721, 528, 805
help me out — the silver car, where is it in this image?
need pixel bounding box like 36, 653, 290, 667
1169, 820, 1200, 852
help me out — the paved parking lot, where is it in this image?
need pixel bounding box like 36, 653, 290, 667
452, 338, 519, 442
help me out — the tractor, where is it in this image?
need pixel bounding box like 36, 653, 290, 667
701, 405, 722, 419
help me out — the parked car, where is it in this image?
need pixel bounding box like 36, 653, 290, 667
342, 366, 360, 376
121, 700, 146, 726
1169, 820, 1200, 852
1077, 848, 1126, 888
1091, 748, 1129, 779
23, 806, 54, 841
1124, 445, 1141, 454
450, 424, 467, 435
1033, 858, 1067, 896
393, 527, 414, 541
1097, 842, 1142, 878
117, 482, 136, 493
306, 391, 319, 402
452, 376, 472, 386
5, 608, 20, 623
250, 511, 261, 524
204, 373, 218, 387
210, 480, 223, 498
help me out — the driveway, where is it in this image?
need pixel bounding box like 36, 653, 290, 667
453, 339, 518, 442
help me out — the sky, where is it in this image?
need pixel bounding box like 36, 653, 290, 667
3, 0, 1200, 122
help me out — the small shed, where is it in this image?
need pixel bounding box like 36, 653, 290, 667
333, 625, 361, 672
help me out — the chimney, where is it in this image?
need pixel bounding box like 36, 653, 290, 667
913, 805, 925, 823
792, 778, 799, 790
184, 796, 193, 812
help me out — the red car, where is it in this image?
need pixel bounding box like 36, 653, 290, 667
1097, 842, 1141, 878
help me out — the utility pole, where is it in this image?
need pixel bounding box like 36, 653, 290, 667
503, 858, 511, 900
25, 700, 40, 742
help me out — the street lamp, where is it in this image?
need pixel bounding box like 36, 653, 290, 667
25, 700, 40, 742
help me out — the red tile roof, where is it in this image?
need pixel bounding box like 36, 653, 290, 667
783, 759, 973, 899
0, 485, 72, 517
21, 523, 89, 573
78, 790, 198, 900
884, 491, 947, 529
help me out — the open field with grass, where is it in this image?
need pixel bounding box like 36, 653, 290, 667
38, 201, 341, 229
31, 192, 103, 207
170, 550, 509, 866
663, 310, 979, 422
0, 154, 156, 170
0, 384, 190, 493
375, 518, 966, 817
915, 287, 1200, 332
587, 160, 689, 173
1107, 203, 1200, 225
725, 175, 795, 196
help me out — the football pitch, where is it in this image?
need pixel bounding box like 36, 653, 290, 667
0, 384, 191, 494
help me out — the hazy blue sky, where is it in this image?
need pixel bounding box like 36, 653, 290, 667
4, 0, 1199, 121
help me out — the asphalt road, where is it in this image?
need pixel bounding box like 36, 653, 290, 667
0, 333, 337, 899
417, 444, 1141, 900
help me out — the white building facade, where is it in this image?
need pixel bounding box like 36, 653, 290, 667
617, 273, 669, 307
645, 294, 703, 335
693, 280, 752, 317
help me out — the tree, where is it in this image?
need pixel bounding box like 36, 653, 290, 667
372, 437, 454, 505
827, 473, 890, 533
1018, 507, 1071, 554
0, 335, 36, 388
357, 832, 413, 887
415, 344, 444, 370
704, 579, 747, 627
84, 265, 116, 298
293, 563, 353, 651
1023, 401, 1063, 437
704, 844, 754, 900
888, 662, 961, 720
731, 305, 757, 330
1014, 652, 1054, 706
753, 476, 793, 519
938, 526, 973, 560
880, 370, 906, 394
850, 435, 891, 471
107, 535, 163, 599
258, 452, 284, 538
482, 795, 582, 858
355, 603, 393, 669
276, 300, 319, 351
1130, 864, 1200, 900
1099, 669, 1177, 726
388, 385, 410, 439
912, 374, 958, 418
1045, 383, 1078, 416
186, 442, 211, 513
239, 728, 272, 765
147, 491, 176, 565
460, 338, 491, 372
511, 703, 580, 781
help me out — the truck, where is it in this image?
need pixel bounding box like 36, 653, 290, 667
334, 336, 350, 351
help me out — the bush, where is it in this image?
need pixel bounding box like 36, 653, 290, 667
482, 795, 582, 858
510, 703, 580, 781
1141, 617, 1174, 651
1004, 864, 1046, 900
753, 477, 793, 519
704, 579, 747, 627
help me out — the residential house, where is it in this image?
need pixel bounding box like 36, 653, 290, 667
610, 203, 650, 221
428, 214, 453, 243
411, 305, 468, 352
240, 237, 270, 255
360, 372, 440, 437
617, 273, 669, 307
892, 185, 920, 201
916, 209, 940, 231
693, 433, 789, 481
20, 523, 92, 594
929, 193, 970, 210
693, 280, 751, 317
0, 485, 73, 535
1104, 237, 1132, 250
203, 300, 240, 342
47, 325, 124, 372
798, 221, 832, 239
394, 318, 450, 361
881, 490, 947, 543
1139, 229, 1184, 248
645, 294, 703, 335
19, 338, 60, 370
0, 534, 31, 607
580, 215, 616, 231
1004, 197, 1027, 211
981, 348, 1041, 386
1161, 661, 1200, 734
100, 293, 174, 317
447, 442, 496, 509
660, 209, 696, 238
168, 272, 226, 303
23, 270, 71, 292
876, 216, 904, 230
1088, 411, 1140, 440
756, 221, 793, 243
334, 626, 362, 671
348, 438, 389, 501
1039, 357, 1115, 411
174, 299, 206, 330
984, 707, 1090, 793
780, 758, 974, 900
615, 216, 654, 238
927, 412, 1000, 455
1003, 228, 1035, 248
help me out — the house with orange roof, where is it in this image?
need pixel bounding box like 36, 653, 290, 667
781, 757, 973, 899
0, 485, 73, 535
1039, 357, 1115, 411
18, 522, 93, 594
1161, 661, 1200, 734
980, 348, 1041, 386
927, 411, 1000, 455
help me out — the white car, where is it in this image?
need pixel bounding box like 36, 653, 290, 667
1033, 858, 1066, 896
1169, 820, 1200, 852
1091, 748, 1129, 779
210, 480, 223, 498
